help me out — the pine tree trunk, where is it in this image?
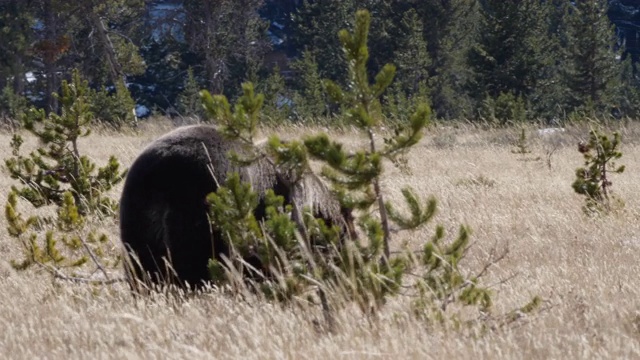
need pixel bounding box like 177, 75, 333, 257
368, 129, 391, 262
43, 0, 58, 113
89, 11, 125, 85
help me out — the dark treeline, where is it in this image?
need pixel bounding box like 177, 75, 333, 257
1, 0, 640, 124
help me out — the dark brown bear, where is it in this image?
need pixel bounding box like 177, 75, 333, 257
119, 125, 352, 290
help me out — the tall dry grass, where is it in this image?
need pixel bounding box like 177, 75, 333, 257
1, 120, 640, 359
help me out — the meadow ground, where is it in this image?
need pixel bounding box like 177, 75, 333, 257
1, 119, 640, 359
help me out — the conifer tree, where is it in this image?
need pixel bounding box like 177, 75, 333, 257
393, 9, 430, 93
467, 0, 556, 120
0, 0, 35, 95
28, 0, 145, 110
4, 70, 126, 283
560, 0, 623, 116
177, 67, 205, 119
200, 10, 508, 321
73, 0, 146, 85
6, 189, 122, 282
5, 69, 127, 216
572, 129, 625, 213
290, 0, 358, 82
385, 8, 431, 121
403, 0, 479, 119
290, 50, 326, 119
0, 84, 28, 124
89, 80, 137, 126
183, 0, 269, 95
259, 65, 290, 121
615, 58, 640, 118
307, 10, 424, 260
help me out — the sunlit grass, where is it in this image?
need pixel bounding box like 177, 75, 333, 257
1, 119, 640, 359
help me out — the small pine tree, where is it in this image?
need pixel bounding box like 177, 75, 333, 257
4, 72, 125, 281
512, 128, 532, 155
572, 129, 625, 213
176, 67, 205, 120
0, 84, 28, 125
89, 80, 137, 127
5, 69, 127, 216
200, 10, 522, 323
290, 50, 326, 119
308, 10, 493, 316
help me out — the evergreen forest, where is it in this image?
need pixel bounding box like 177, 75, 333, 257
1, 0, 640, 124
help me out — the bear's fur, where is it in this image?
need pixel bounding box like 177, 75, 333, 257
119, 125, 352, 289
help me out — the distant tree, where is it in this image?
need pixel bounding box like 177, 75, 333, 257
31, 0, 73, 112
258, 65, 290, 121
71, 0, 145, 124
615, 57, 640, 118
467, 0, 557, 120
290, 0, 358, 83
183, 0, 269, 96
8, 0, 145, 112
129, 35, 192, 113
525, 1, 565, 121
391, 9, 431, 98
176, 67, 205, 119
560, 0, 623, 116
386, 0, 479, 119
0, 0, 36, 96
290, 0, 479, 119
71, 0, 146, 86
290, 50, 326, 118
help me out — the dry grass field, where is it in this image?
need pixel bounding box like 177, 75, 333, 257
2, 119, 640, 359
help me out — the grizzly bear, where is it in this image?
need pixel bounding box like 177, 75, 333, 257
119, 125, 352, 290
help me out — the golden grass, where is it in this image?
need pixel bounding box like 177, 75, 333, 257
2, 121, 640, 359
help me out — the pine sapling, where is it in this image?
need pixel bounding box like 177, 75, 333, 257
512, 128, 532, 155
202, 83, 343, 323
572, 129, 625, 213
199, 9, 538, 327
177, 67, 205, 120
305, 10, 515, 320
5, 69, 127, 217
4, 69, 126, 284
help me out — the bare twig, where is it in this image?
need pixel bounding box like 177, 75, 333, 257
78, 234, 111, 281
35, 260, 125, 285
485, 272, 520, 290
474, 241, 510, 280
